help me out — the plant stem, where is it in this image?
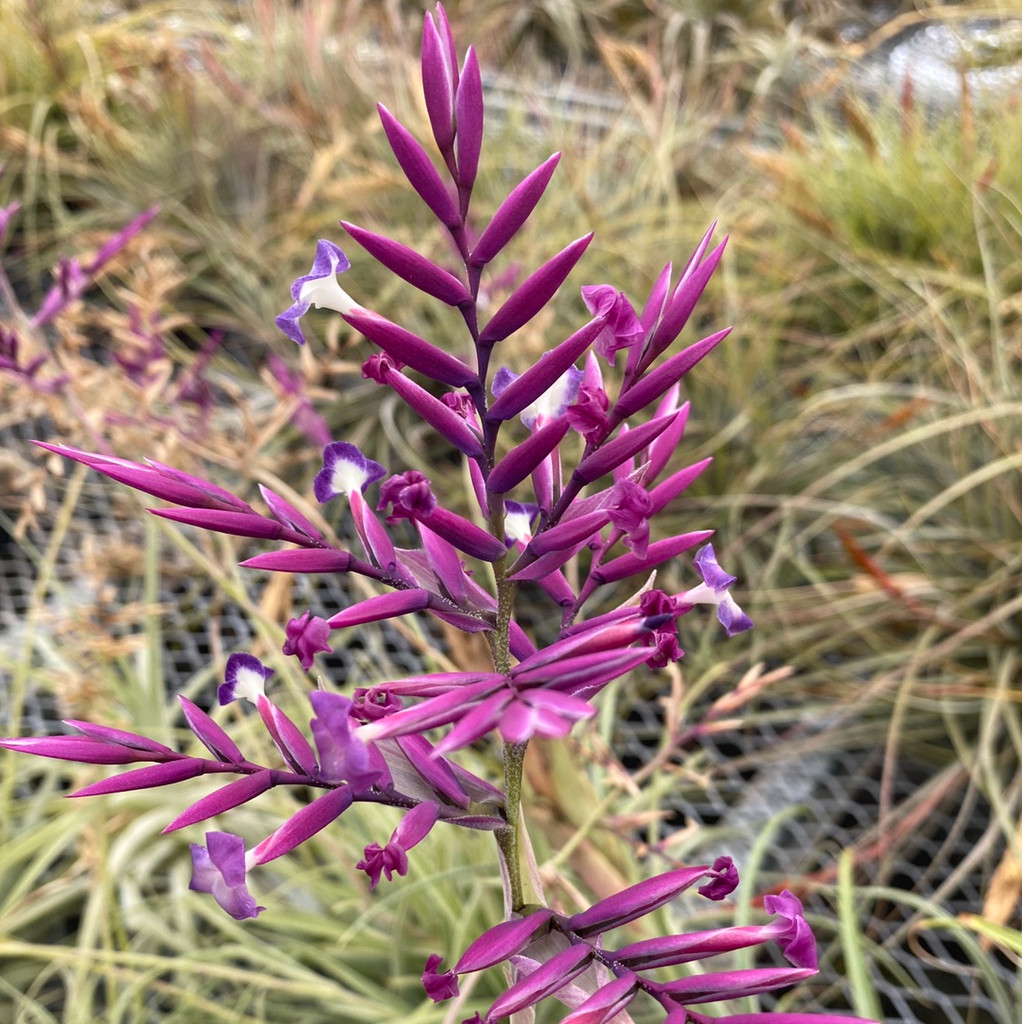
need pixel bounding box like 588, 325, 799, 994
499, 739, 528, 911
485, 499, 530, 911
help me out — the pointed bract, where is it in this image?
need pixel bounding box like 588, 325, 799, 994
455, 909, 555, 973
479, 234, 594, 345
455, 48, 484, 195
485, 944, 593, 1020
70, 759, 206, 797
342, 222, 471, 305
421, 12, 456, 153
472, 153, 561, 265
487, 318, 603, 424
179, 696, 245, 763
251, 785, 354, 864
488, 418, 570, 494
343, 307, 476, 386
566, 858, 738, 937
378, 104, 461, 228
163, 771, 276, 832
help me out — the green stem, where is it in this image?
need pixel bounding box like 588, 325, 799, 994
485, 499, 530, 911
499, 740, 529, 911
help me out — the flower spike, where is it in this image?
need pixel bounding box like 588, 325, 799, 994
4, 12, 868, 1024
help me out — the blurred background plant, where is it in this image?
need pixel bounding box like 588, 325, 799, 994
1, 0, 1020, 1021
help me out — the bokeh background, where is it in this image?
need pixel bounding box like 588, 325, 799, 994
1, 2, 1020, 1022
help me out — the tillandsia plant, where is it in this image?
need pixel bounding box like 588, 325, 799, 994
3, 7, 878, 1024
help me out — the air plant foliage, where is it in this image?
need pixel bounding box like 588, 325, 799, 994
2, 6, 876, 1023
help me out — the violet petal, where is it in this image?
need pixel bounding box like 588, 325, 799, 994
190, 831, 264, 919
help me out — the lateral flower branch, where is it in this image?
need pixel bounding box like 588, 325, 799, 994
4, 6, 877, 1024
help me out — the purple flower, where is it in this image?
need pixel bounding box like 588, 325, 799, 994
566, 355, 610, 441
607, 479, 654, 556
275, 240, 354, 345
492, 365, 583, 429
422, 954, 459, 1002
313, 442, 387, 503
763, 890, 817, 969
282, 611, 333, 670
582, 284, 643, 363
640, 590, 683, 667
357, 801, 439, 887
218, 653, 274, 705
504, 500, 539, 546
675, 544, 754, 637
309, 690, 382, 793
189, 831, 264, 920
378, 470, 437, 522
